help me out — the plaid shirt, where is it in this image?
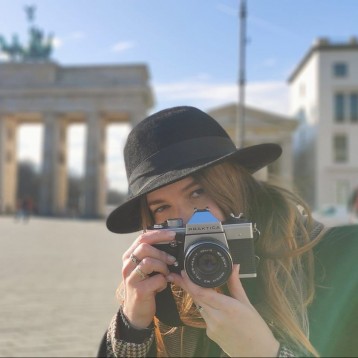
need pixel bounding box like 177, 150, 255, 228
106, 311, 154, 358
106, 311, 297, 357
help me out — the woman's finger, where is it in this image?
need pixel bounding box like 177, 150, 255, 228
127, 257, 170, 284
171, 270, 224, 308
169, 268, 251, 309
123, 230, 176, 260
122, 241, 177, 279
127, 242, 177, 267
226, 264, 252, 306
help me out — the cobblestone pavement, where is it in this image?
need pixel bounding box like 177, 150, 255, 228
0, 217, 136, 357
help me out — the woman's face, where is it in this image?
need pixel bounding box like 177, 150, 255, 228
146, 176, 225, 225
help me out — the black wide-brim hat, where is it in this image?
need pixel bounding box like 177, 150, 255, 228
106, 106, 282, 233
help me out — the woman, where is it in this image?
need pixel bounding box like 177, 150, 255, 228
104, 106, 325, 357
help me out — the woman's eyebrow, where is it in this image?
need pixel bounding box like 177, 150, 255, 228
147, 179, 199, 207
147, 198, 165, 207
181, 180, 199, 193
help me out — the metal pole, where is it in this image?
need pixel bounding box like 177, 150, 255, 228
237, 0, 247, 148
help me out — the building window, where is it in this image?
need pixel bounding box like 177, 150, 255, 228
334, 93, 345, 122
350, 94, 358, 122
336, 180, 350, 205
295, 108, 306, 124
333, 62, 348, 77
333, 134, 348, 162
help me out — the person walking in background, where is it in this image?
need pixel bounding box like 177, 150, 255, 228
348, 187, 358, 223
15, 196, 33, 222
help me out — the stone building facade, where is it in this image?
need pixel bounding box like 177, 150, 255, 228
208, 103, 298, 188
289, 37, 358, 209
0, 62, 153, 217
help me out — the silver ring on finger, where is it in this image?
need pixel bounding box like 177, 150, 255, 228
130, 253, 141, 265
135, 266, 148, 280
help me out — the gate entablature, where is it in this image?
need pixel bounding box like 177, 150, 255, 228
0, 62, 153, 216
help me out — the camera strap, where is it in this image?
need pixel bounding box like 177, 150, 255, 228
155, 284, 184, 326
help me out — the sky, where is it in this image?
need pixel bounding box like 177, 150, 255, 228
1, 0, 357, 192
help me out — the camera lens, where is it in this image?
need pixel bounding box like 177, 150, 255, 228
197, 252, 220, 274
184, 238, 233, 288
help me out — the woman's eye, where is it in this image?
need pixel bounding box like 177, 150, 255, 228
191, 188, 204, 198
153, 205, 168, 214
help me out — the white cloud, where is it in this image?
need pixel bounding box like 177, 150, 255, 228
0, 51, 10, 61
153, 78, 289, 115
216, 3, 237, 17
262, 58, 277, 68
246, 81, 289, 114
51, 36, 63, 49
249, 16, 304, 41
69, 31, 86, 40
216, 0, 303, 44
51, 32, 85, 50
111, 41, 135, 53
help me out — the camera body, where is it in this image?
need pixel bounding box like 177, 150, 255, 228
150, 209, 257, 288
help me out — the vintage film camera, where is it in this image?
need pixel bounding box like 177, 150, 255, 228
150, 209, 258, 288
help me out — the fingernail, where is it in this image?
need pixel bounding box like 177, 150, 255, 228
167, 254, 176, 263
167, 274, 174, 282
168, 231, 176, 238
236, 264, 240, 273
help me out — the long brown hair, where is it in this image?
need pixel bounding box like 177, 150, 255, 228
138, 160, 323, 356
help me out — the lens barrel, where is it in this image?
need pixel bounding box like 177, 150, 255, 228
184, 238, 233, 288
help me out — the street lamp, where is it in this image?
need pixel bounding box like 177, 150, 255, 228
237, 0, 247, 148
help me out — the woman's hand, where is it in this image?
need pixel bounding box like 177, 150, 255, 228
168, 264, 280, 357
121, 230, 177, 329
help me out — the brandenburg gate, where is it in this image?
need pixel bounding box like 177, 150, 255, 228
0, 62, 153, 217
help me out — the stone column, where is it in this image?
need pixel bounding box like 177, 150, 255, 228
0, 114, 18, 213
130, 110, 147, 127
280, 137, 294, 188
83, 112, 107, 218
39, 112, 68, 215
253, 166, 268, 182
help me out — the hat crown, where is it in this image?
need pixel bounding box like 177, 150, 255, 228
124, 106, 232, 181
107, 105, 282, 233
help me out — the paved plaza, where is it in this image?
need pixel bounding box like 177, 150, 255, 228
0, 216, 136, 357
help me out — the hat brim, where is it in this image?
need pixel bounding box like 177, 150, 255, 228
106, 143, 282, 233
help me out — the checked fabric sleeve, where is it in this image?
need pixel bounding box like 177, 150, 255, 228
277, 344, 296, 357
106, 309, 154, 358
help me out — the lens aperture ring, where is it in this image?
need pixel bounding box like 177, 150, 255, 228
184, 239, 233, 288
